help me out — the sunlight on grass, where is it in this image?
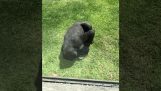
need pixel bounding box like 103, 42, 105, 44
43, 0, 119, 81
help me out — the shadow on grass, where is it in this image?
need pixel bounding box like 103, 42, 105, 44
59, 51, 75, 69
59, 46, 90, 69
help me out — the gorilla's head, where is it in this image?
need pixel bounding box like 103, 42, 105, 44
80, 22, 92, 32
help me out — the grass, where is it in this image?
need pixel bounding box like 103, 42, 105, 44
42, 0, 119, 81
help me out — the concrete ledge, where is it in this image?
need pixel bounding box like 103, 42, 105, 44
42, 77, 119, 91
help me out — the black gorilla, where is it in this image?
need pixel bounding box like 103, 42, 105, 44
62, 21, 95, 60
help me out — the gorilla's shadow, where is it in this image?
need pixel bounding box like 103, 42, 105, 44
59, 46, 89, 69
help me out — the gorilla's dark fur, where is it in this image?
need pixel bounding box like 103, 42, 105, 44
62, 21, 95, 60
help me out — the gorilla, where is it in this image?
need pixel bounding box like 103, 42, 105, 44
62, 21, 95, 60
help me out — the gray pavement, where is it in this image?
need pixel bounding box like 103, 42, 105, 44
42, 77, 119, 91
43, 82, 119, 91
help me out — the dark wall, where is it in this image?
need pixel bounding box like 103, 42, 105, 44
120, 0, 161, 90
0, 0, 42, 91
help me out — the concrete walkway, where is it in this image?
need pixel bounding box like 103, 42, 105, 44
42, 77, 119, 91
43, 82, 119, 91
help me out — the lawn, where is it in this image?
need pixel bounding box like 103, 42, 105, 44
42, 0, 119, 81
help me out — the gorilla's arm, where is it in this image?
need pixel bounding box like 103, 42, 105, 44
83, 29, 95, 47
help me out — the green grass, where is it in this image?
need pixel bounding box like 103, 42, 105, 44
43, 0, 119, 81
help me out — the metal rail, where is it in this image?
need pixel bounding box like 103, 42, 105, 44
42, 77, 119, 88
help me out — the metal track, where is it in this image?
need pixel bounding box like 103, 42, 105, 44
42, 77, 119, 88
